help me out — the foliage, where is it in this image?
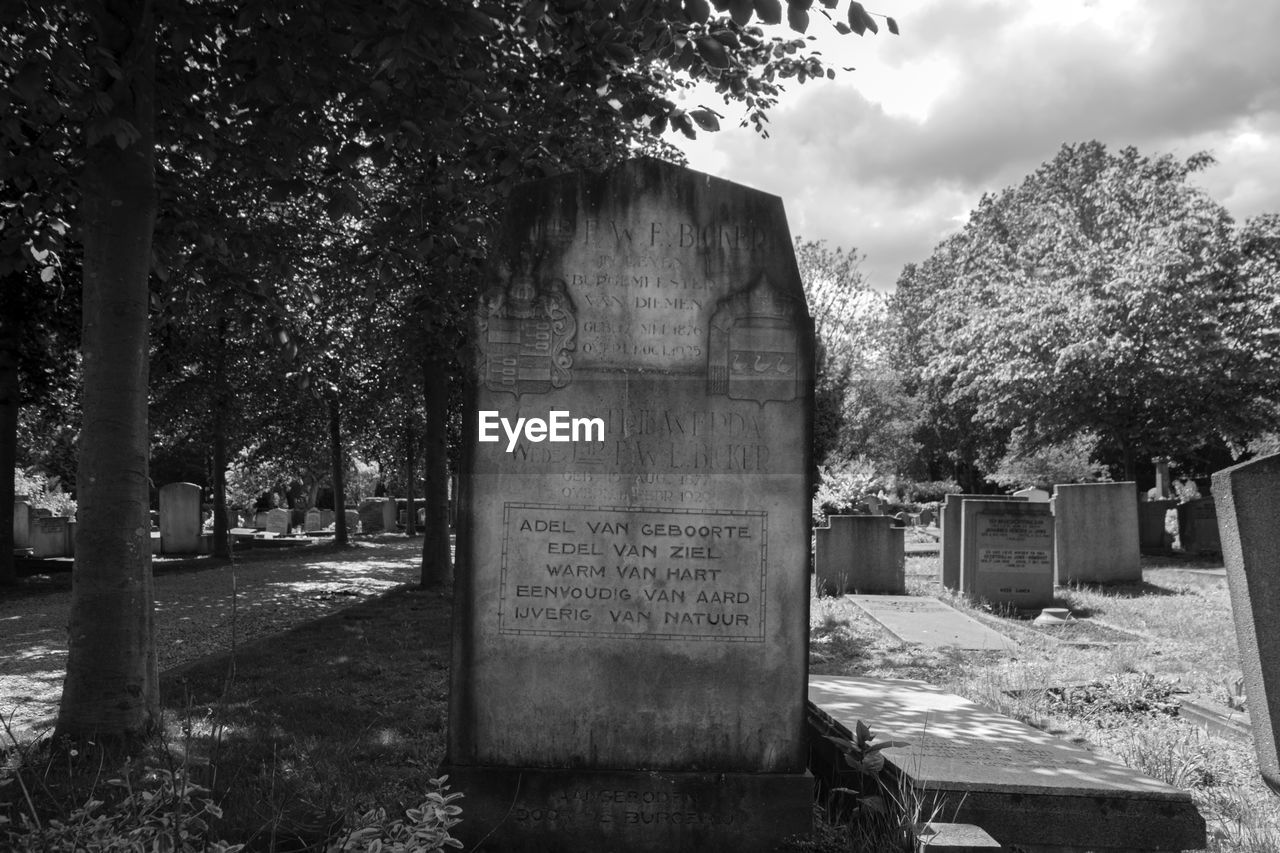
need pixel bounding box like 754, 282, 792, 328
897, 479, 960, 503
333, 777, 463, 852
12, 467, 75, 516
812, 458, 884, 524
821, 721, 914, 852
985, 431, 1110, 490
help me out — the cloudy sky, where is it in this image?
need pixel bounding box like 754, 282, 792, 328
673, 0, 1280, 291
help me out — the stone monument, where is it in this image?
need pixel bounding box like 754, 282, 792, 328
939, 494, 1024, 590
959, 500, 1055, 609
1213, 453, 1280, 791
1052, 482, 1140, 583
13, 499, 31, 550
814, 515, 905, 596
159, 482, 202, 555
1177, 497, 1221, 554
444, 159, 815, 851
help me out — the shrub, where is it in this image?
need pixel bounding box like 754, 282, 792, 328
13, 468, 77, 517
813, 459, 883, 525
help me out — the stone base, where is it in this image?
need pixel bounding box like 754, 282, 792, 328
438, 764, 813, 852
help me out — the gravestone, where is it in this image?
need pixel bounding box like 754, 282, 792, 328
31, 515, 71, 558
344, 509, 360, 534
443, 159, 815, 852
1213, 453, 1280, 791
864, 494, 882, 514
916, 506, 935, 527
358, 498, 386, 533
1137, 499, 1177, 554
159, 482, 202, 555
1011, 486, 1050, 502
809, 676, 1205, 853
318, 508, 335, 529
1052, 482, 1140, 584
814, 515, 905, 596
382, 498, 398, 533
1177, 497, 1221, 554
305, 508, 323, 532
1154, 459, 1172, 499
959, 500, 1055, 609
13, 500, 31, 550
264, 508, 290, 535
940, 494, 1024, 590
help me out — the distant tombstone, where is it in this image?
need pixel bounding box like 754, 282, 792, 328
382, 498, 398, 532
916, 507, 936, 527
1052, 482, 1140, 584
319, 509, 335, 529
1214, 453, 1280, 791
1137, 499, 1177, 554
224, 508, 242, 530
358, 498, 386, 533
13, 500, 31, 549
1011, 487, 1050, 502
815, 515, 906, 596
159, 482, 202, 555
443, 159, 815, 851
30, 515, 71, 558
959, 500, 1055, 609
264, 508, 290, 535
865, 495, 883, 515
1177, 497, 1221, 554
344, 509, 360, 534
1154, 459, 1173, 499
304, 508, 323, 532
253, 511, 272, 530
893, 511, 910, 526
940, 494, 1025, 590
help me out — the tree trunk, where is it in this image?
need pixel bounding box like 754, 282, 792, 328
420, 352, 452, 586
0, 284, 17, 585
211, 319, 230, 558
56, 0, 158, 743
329, 393, 348, 547
405, 409, 417, 536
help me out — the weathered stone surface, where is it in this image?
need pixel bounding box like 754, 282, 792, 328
960, 500, 1055, 609
264, 508, 290, 535
30, 515, 71, 558
305, 509, 323, 532
1012, 487, 1050, 502
1177, 497, 1221, 555
809, 675, 1206, 853
13, 500, 31, 549
913, 822, 1003, 851
159, 482, 202, 555
1052, 482, 1141, 584
815, 515, 905, 596
1214, 453, 1280, 791
849, 595, 1014, 651
1137, 499, 1177, 554
358, 498, 387, 533
445, 159, 814, 852
382, 498, 398, 532
940, 494, 1024, 590
344, 509, 360, 534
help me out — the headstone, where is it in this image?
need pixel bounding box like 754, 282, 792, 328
30, 515, 71, 558
865, 494, 882, 514
809, 676, 1205, 853
1177, 497, 1221, 554
848, 595, 1014, 651
264, 508, 290, 535
1154, 459, 1172, 499
13, 500, 31, 549
814, 515, 905, 596
159, 482, 202, 555
1213, 453, 1280, 791
318, 508, 334, 529
305, 508, 323, 532
344, 509, 360, 534
358, 498, 386, 533
252, 511, 271, 530
940, 494, 1024, 590
1052, 482, 1141, 583
1011, 486, 1050, 502
382, 498, 398, 533
444, 159, 814, 852
916, 507, 935, 527
959, 500, 1055, 609
1137, 499, 1177, 554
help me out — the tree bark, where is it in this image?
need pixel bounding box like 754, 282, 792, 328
0, 282, 18, 585
404, 409, 417, 536
211, 318, 230, 558
56, 0, 158, 743
420, 352, 452, 586
329, 393, 348, 547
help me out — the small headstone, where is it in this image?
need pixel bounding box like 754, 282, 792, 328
30, 515, 71, 558
264, 508, 290, 535
959, 500, 1055, 609
344, 509, 360, 533
815, 515, 905, 595
916, 507, 935, 527
253, 511, 272, 530
865, 495, 883, 514
849, 595, 1014, 651
1213, 453, 1280, 791
382, 498, 398, 532
358, 498, 386, 533
304, 508, 323, 532
13, 500, 32, 550
319, 508, 335, 529
1052, 482, 1141, 584
940, 494, 1025, 590
444, 159, 814, 852
1011, 486, 1050, 502
159, 482, 202, 555
1137, 499, 1177, 554
1177, 497, 1221, 554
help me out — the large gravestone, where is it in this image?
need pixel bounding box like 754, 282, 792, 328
1213, 453, 1280, 791
959, 500, 1055, 609
159, 482, 202, 555
444, 159, 814, 852
1052, 482, 1140, 584
1177, 497, 1221, 554
940, 494, 1024, 590
814, 515, 905, 596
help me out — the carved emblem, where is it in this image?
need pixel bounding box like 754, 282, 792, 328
478, 264, 577, 397
708, 276, 800, 404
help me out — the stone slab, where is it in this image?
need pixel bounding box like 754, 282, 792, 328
809, 675, 1205, 853
440, 765, 811, 853
1213, 453, 1280, 791
13, 500, 31, 549
913, 822, 1003, 851
159, 482, 202, 555
960, 500, 1055, 609
1177, 497, 1221, 555
848, 595, 1015, 651
940, 494, 1024, 590
264, 508, 290, 535
1052, 482, 1141, 584
815, 514, 905, 596
1137, 499, 1177, 554
30, 515, 71, 558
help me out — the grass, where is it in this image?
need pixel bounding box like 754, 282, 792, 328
2, 545, 1278, 851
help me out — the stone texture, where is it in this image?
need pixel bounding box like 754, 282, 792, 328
809, 675, 1206, 853
264, 508, 290, 535
305, 509, 323, 532
30, 515, 71, 558
1177, 497, 1221, 555
1137, 499, 1177, 554
960, 500, 1055, 609
913, 822, 1003, 851
159, 482, 202, 555
849, 595, 1014, 651
1052, 481, 1141, 584
1213, 453, 1280, 791
382, 497, 398, 533
814, 515, 905, 596
940, 494, 1024, 590
13, 500, 31, 550
358, 498, 387, 533
444, 159, 814, 852
1012, 487, 1050, 502
344, 509, 360, 534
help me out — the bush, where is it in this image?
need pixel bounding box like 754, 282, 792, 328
985, 432, 1109, 490
13, 468, 77, 517
813, 459, 884, 525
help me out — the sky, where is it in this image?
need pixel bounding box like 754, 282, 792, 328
672, 0, 1280, 292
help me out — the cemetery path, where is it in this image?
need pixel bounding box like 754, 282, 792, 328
0, 536, 427, 742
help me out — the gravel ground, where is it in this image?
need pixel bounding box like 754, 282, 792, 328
1, 536, 427, 741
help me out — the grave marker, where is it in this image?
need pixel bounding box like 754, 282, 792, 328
1052, 482, 1140, 583
1177, 497, 1221, 554
264, 508, 290, 535
444, 159, 815, 852
814, 515, 905, 595
940, 494, 1024, 590
1137, 499, 1176, 554
13, 500, 31, 550
358, 498, 386, 533
1011, 486, 1050, 502
849, 595, 1014, 651
159, 482, 202, 555
31, 515, 71, 558
959, 500, 1055, 609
